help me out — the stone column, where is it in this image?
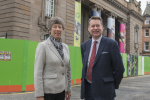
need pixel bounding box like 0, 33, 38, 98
118, 19, 127, 53
107, 13, 117, 40
90, 4, 103, 17
97, 5, 103, 17
75, 0, 81, 2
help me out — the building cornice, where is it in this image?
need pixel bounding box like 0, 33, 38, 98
106, 0, 144, 22
89, 0, 144, 22
142, 25, 150, 28
129, 0, 141, 10
128, 10, 145, 22
107, 0, 129, 13
143, 15, 150, 17
142, 50, 150, 53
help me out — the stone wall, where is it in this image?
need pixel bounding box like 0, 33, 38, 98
116, 0, 127, 8
127, 0, 142, 15
0, 0, 31, 40
29, 0, 68, 42
65, 0, 75, 46
55, 0, 67, 43
0, 0, 69, 43
126, 14, 143, 55
29, 0, 41, 42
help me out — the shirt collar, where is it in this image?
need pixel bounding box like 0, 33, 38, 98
91, 35, 102, 44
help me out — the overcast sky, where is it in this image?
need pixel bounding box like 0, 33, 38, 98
126, 0, 148, 14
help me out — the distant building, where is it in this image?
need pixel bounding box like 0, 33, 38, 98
142, 2, 150, 56
0, 0, 144, 55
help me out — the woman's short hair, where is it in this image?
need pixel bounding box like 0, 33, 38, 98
48, 17, 65, 31
88, 16, 103, 26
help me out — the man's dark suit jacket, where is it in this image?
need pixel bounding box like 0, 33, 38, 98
80, 36, 125, 100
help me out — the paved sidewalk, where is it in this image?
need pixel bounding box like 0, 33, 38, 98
0, 75, 150, 100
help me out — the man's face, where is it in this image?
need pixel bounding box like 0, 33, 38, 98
49, 24, 63, 41
88, 19, 103, 40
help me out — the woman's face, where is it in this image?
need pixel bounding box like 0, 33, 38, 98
49, 24, 63, 41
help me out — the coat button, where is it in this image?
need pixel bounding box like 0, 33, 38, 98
62, 73, 64, 75
62, 64, 64, 67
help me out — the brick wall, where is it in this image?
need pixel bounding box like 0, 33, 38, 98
142, 17, 150, 56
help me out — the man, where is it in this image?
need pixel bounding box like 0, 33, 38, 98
80, 16, 124, 100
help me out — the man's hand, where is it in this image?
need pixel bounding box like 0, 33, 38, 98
66, 92, 71, 100
36, 97, 44, 100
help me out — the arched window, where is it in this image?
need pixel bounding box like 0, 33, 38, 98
38, 0, 55, 33
134, 25, 139, 54
134, 25, 139, 44
135, 31, 138, 43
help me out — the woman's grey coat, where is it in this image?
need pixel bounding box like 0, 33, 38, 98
34, 38, 71, 97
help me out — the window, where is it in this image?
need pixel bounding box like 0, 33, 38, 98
46, 0, 54, 17
145, 18, 149, 25
144, 42, 149, 51
145, 30, 149, 37
44, 34, 49, 40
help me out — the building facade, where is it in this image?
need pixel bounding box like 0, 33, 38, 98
0, 0, 144, 55
142, 2, 150, 56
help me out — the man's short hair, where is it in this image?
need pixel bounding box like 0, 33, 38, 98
88, 16, 103, 26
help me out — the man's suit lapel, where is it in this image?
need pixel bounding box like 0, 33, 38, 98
47, 38, 64, 63
84, 39, 92, 67
94, 36, 106, 66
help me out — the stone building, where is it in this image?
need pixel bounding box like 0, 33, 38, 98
0, 0, 144, 55
142, 2, 150, 56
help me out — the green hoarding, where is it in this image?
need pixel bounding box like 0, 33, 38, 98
26, 41, 39, 85
144, 56, 150, 74
138, 56, 142, 75
122, 53, 127, 77
68, 46, 75, 83
75, 47, 82, 82
0, 39, 24, 85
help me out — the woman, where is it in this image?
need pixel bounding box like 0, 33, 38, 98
34, 17, 71, 100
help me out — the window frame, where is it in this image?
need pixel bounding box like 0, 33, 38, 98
144, 42, 149, 51
145, 29, 149, 37
46, 0, 54, 17
145, 18, 149, 25
44, 34, 49, 40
